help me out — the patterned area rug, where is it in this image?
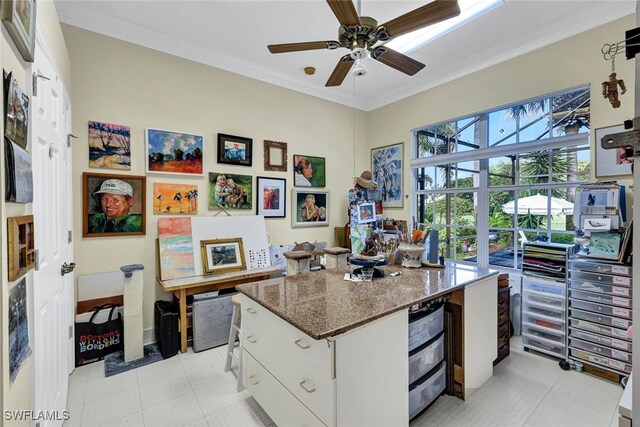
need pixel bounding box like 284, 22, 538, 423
104, 343, 164, 377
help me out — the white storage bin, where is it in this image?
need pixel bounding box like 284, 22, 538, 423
570, 299, 632, 319
408, 305, 444, 352
569, 279, 632, 298
570, 289, 631, 308
522, 334, 564, 357
569, 327, 632, 353
523, 280, 565, 296
408, 333, 445, 385
526, 290, 565, 308
570, 348, 632, 374
569, 318, 630, 341
521, 311, 564, 332
570, 308, 631, 330
409, 361, 446, 420
570, 271, 632, 288
523, 327, 564, 345
522, 302, 564, 319
569, 260, 632, 277
570, 337, 632, 362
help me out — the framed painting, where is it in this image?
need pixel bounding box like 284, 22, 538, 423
595, 124, 631, 177
82, 172, 146, 238
293, 154, 325, 187
4, 75, 29, 149
2, 0, 36, 62
146, 128, 204, 176
217, 133, 252, 166
371, 142, 403, 208
357, 202, 376, 224
153, 182, 198, 215
292, 189, 328, 228
256, 176, 285, 218
200, 238, 246, 275
208, 172, 252, 210
88, 121, 131, 170
264, 140, 287, 172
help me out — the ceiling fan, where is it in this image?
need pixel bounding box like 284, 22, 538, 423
267, 0, 461, 87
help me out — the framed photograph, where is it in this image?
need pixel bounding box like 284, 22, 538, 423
208, 172, 252, 210
357, 202, 376, 224
153, 182, 198, 215
293, 154, 326, 187
5, 75, 29, 149
292, 189, 328, 228
217, 133, 252, 166
371, 142, 404, 208
257, 176, 286, 218
82, 172, 146, 238
89, 121, 131, 170
2, 0, 36, 63
264, 140, 287, 172
146, 128, 204, 176
595, 124, 631, 177
200, 238, 246, 275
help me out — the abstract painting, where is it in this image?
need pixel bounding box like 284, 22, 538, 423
88, 121, 131, 170
146, 128, 204, 176
208, 172, 252, 210
153, 183, 198, 215
9, 279, 31, 383
158, 217, 195, 280
371, 142, 403, 208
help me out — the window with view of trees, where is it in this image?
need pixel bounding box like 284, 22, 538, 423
412, 86, 590, 270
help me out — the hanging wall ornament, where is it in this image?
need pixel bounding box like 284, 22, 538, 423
601, 51, 626, 109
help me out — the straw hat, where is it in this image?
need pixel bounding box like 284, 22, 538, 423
355, 171, 377, 190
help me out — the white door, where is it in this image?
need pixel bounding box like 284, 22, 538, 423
31, 29, 73, 427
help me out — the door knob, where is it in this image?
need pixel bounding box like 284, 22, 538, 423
61, 262, 76, 276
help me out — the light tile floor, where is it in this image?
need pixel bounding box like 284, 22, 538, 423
65, 337, 624, 427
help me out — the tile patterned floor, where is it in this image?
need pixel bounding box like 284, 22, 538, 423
65, 338, 623, 426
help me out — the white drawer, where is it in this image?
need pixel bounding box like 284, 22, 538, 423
569, 318, 630, 341
241, 295, 333, 377
242, 319, 335, 424
569, 299, 632, 319
569, 289, 631, 308
243, 351, 326, 427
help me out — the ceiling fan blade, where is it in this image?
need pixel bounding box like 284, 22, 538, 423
326, 55, 354, 87
326, 0, 361, 26
371, 47, 425, 76
268, 41, 339, 54
380, 0, 461, 40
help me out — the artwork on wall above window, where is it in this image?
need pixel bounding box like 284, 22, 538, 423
256, 176, 285, 218
82, 172, 146, 238
4, 72, 29, 149
293, 154, 325, 187
264, 140, 287, 172
371, 142, 403, 208
146, 128, 204, 176
2, 0, 36, 63
208, 172, 252, 211
595, 124, 631, 177
153, 182, 198, 215
217, 133, 252, 167
292, 189, 328, 228
88, 121, 131, 170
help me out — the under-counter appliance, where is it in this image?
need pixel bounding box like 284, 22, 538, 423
192, 291, 236, 352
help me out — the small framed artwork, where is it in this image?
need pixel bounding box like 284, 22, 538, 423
82, 172, 146, 238
4, 74, 29, 149
292, 189, 328, 228
264, 140, 287, 172
595, 124, 631, 177
357, 202, 376, 224
7, 214, 34, 281
257, 176, 286, 218
217, 133, 252, 166
293, 154, 326, 187
371, 142, 404, 208
153, 183, 198, 215
200, 238, 247, 275
208, 172, 252, 210
2, 0, 36, 62
146, 128, 204, 176
89, 121, 131, 170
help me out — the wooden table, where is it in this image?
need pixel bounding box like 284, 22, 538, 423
157, 266, 280, 353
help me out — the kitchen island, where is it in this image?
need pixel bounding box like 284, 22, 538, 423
236, 262, 498, 426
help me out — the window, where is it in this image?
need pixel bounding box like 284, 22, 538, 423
412, 86, 590, 269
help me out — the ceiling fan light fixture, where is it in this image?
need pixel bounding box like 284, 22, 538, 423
352, 58, 368, 77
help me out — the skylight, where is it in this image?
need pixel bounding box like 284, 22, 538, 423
385, 0, 504, 54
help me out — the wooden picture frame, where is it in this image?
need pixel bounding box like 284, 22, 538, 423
292, 189, 329, 228
82, 172, 146, 238
7, 215, 34, 281
217, 133, 252, 166
256, 176, 286, 218
595, 124, 631, 177
2, 0, 36, 63
371, 142, 404, 208
293, 154, 326, 187
264, 140, 287, 172
200, 238, 246, 275
146, 128, 204, 176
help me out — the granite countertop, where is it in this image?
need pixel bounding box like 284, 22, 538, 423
236, 262, 498, 340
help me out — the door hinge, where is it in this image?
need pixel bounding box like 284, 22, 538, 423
68, 230, 72, 243
69, 325, 73, 339
34, 249, 39, 271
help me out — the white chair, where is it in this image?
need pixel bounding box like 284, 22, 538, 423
224, 294, 243, 392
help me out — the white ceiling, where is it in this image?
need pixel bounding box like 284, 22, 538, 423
55, 0, 635, 111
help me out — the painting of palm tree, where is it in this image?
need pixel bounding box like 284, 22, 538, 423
153, 183, 198, 214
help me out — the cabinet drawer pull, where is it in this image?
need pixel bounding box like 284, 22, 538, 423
246, 307, 257, 314
249, 375, 260, 385
295, 339, 310, 349
247, 335, 257, 343
299, 380, 316, 393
